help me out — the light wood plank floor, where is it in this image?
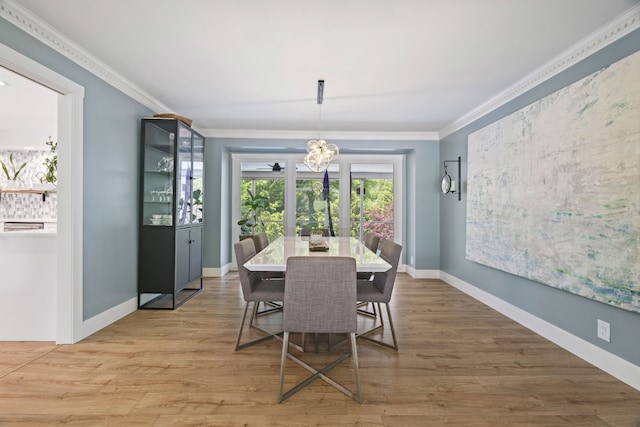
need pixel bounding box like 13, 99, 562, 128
1, 274, 639, 426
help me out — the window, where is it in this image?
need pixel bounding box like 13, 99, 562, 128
295, 164, 340, 236
232, 153, 402, 248
238, 161, 285, 242
350, 163, 394, 241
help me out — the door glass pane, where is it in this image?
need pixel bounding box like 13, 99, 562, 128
142, 121, 174, 226
239, 161, 285, 241
191, 133, 204, 223
296, 163, 340, 236
350, 163, 394, 241
176, 125, 193, 225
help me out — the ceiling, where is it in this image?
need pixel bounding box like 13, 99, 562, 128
9, 0, 640, 136
0, 64, 57, 148
0, 65, 56, 130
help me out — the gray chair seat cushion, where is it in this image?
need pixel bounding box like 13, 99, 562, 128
248, 279, 285, 301
356, 279, 386, 302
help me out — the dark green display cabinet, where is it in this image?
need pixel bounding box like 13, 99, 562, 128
138, 117, 204, 309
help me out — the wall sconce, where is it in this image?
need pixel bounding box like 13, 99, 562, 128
440, 156, 461, 201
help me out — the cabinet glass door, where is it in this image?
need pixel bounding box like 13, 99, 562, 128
191, 133, 204, 223
142, 121, 175, 226
176, 125, 193, 225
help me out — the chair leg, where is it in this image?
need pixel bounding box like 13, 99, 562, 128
357, 301, 377, 318
278, 332, 290, 403
235, 301, 283, 351
255, 301, 283, 317
278, 333, 363, 403
349, 332, 362, 403
234, 302, 251, 350
249, 300, 259, 327
384, 302, 399, 351
357, 302, 398, 351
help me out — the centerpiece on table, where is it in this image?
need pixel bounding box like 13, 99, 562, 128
308, 231, 329, 251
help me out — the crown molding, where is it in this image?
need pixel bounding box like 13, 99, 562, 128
201, 128, 439, 141
439, 4, 640, 139
0, 0, 171, 114
2, 0, 638, 141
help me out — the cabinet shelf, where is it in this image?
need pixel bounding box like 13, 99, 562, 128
146, 144, 173, 154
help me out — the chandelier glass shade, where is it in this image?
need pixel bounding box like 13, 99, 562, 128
303, 79, 339, 172
304, 139, 339, 172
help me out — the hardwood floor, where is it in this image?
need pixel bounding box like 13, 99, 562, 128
1, 274, 639, 426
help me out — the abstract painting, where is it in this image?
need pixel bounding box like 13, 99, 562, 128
466, 49, 640, 313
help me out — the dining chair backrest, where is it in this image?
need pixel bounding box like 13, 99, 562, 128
370, 239, 402, 303
234, 238, 262, 300
284, 256, 357, 334
251, 231, 269, 253
363, 233, 380, 253
300, 228, 330, 237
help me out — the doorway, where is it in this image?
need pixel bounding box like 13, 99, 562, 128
0, 42, 85, 344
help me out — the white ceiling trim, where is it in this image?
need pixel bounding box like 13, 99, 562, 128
439, 4, 640, 139
0, 0, 171, 114
202, 128, 439, 141
2, 0, 638, 141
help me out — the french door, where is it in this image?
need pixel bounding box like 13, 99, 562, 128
232, 154, 402, 243
349, 162, 395, 242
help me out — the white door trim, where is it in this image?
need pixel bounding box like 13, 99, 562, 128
0, 42, 84, 344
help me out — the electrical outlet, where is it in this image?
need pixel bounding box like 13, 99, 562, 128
410, 256, 414, 265
597, 319, 610, 342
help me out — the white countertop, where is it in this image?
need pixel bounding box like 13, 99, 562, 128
1, 218, 57, 222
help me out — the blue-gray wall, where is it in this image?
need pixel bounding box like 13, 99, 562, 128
440, 28, 640, 366
203, 138, 440, 272
1, 18, 152, 320
4, 12, 637, 368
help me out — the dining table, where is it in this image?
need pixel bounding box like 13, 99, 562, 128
244, 236, 391, 273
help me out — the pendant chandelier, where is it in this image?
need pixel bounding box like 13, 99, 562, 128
304, 80, 339, 172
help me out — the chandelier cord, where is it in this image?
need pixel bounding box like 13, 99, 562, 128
304, 79, 337, 173
317, 103, 322, 139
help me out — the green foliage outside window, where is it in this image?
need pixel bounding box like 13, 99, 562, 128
350, 178, 394, 240
295, 178, 340, 235
240, 179, 284, 240
239, 176, 394, 241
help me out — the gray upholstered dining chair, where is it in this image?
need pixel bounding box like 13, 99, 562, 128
250, 231, 284, 281
357, 233, 380, 280
356, 239, 402, 351
299, 228, 330, 237
278, 256, 362, 403
364, 232, 380, 253
233, 238, 285, 351
250, 231, 269, 253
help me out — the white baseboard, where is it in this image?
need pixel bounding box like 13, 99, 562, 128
439, 272, 640, 392
406, 266, 440, 279
203, 264, 231, 277
81, 296, 137, 339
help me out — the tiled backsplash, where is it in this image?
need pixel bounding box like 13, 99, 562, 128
0, 192, 57, 219
0, 150, 57, 220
